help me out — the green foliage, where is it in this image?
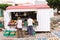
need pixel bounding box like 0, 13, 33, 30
0, 4, 12, 10
46, 0, 60, 9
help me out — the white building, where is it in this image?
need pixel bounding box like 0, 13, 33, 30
4, 4, 54, 32
1, 0, 54, 32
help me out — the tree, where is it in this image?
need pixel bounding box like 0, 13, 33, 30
46, 0, 60, 14
0, 4, 12, 10
0, 4, 12, 17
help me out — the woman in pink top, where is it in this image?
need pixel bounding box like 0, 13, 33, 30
16, 17, 23, 38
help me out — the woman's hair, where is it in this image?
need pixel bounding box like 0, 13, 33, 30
17, 17, 21, 20
25, 18, 27, 21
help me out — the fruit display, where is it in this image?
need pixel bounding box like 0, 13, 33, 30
8, 20, 16, 26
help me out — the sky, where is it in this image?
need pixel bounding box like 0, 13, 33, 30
0, 0, 46, 4
14, 0, 46, 4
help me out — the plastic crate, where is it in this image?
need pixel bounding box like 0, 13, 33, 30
3, 30, 11, 37
9, 31, 16, 37
3, 31, 10, 37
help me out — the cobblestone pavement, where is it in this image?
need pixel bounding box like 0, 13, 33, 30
0, 15, 60, 40
0, 30, 59, 40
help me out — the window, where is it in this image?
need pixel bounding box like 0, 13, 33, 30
11, 11, 37, 20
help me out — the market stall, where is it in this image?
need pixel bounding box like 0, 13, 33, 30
4, 4, 53, 31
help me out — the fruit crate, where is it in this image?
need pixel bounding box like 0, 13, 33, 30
9, 31, 16, 37
3, 31, 10, 37
3, 30, 11, 37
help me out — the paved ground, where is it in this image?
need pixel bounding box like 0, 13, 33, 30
0, 15, 60, 40
0, 28, 59, 40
